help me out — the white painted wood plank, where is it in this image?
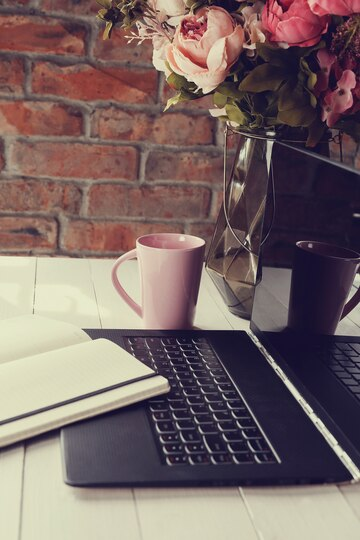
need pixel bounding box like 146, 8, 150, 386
34, 258, 101, 328
135, 487, 258, 540
0, 257, 33, 540
90, 260, 234, 330
0, 256, 36, 319
242, 485, 360, 540
340, 483, 360, 522
21, 435, 141, 540
0, 444, 24, 540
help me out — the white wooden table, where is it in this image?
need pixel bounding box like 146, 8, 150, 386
1, 256, 360, 540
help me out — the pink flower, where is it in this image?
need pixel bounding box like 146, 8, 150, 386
262, 0, 329, 48
314, 48, 336, 95
166, 7, 245, 94
308, 0, 360, 16
321, 69, 356, 127
242, 1, 267, 52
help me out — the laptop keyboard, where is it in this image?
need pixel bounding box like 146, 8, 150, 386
320, 341, 360, 400
124, 336, 277, 466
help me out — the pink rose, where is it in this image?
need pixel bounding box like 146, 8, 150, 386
308, 0, 360, 15
262, 0, 329, 47
166, 7, 245, 94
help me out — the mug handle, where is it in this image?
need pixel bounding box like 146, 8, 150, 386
341, 285, 360, 320
111, 249, 142, 318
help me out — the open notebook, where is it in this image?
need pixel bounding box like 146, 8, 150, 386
0, 315, 169, 448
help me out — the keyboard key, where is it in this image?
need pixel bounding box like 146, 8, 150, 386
153, 411, 172, 421
248, 439, 271, 453
212, 411, 232, 422
242, 428, 262, 439
180, 431, 202, 443
218, 420, 238, 432
185, 443, 206, 454
228, 441, 249, 453
203, 434, 227, 453
222, 432, 244, 443
233, 452, 254, 464
190, 404, 208, 415
163, 443, 184, 455
199, 423, 219, 435
156, 421, 176, 433
186, 396, 206, 406
160, 433, 180, 443
189, 454, 211, 465
211, 453, 233, 464
194, 414, 213, 424
209, 402, 227, 412
172, 410, 192, 421
166, 455, 188, 466
149, 402, 169, 412
176, 420, 196, 431
254, 452, 277, 464
236, 418, 256, 429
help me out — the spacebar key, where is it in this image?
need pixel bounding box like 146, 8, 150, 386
203, 434, 227, 454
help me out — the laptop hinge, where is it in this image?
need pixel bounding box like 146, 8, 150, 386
248, 330, 360, 483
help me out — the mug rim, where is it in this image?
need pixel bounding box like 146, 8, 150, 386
137, 233, 205, 251
296, 240, 360, 262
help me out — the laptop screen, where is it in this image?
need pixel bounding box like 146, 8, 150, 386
250, 140, 360, 337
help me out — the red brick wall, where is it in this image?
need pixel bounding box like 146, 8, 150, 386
0, 0, 222, 256
0, 1, 358, 257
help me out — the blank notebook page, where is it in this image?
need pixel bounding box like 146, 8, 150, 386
0, 338, 156, 424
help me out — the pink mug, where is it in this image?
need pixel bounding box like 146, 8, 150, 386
111, 233, 206, 329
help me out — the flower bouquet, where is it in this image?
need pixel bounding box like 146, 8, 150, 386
96, 0, 360, 146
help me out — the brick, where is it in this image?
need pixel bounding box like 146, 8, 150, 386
32, 62, 158, 104
0, 179, 82, 213
0, 140, 4, 173
87, 185, 211, 219
91, 108, 215, 145
0, 16, 86, 55
0, 0, 30, 4
10, 141, 138, 180
93, 27, 153, 64
40, 0, 98, 15
62, 220, 182, 254
145, 150, 223, 183
0, 57, 25, 95
187, 222, 217, 252
0, 101, 83, 136
0, 216, 57, 252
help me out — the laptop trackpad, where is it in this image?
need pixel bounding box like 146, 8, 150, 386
62, 404, 161, 486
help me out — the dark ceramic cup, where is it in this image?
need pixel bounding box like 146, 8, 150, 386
288, 241, 360, 335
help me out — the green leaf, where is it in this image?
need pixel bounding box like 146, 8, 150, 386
103, 20, 113, 40
225, 103, 247, 125
306, 120, 327, 147
216, 81, 243, 99
239, 64, 288, 93
164, 90, 198, 111
277, 105, 317, 127
213, 92, 228, 108
256, 43, 293, 67
166, 72, 189, 91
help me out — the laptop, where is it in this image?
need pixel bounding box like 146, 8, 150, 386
61, 141, 360, 487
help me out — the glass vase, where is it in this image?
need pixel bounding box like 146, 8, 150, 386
205, 126, 275, 319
